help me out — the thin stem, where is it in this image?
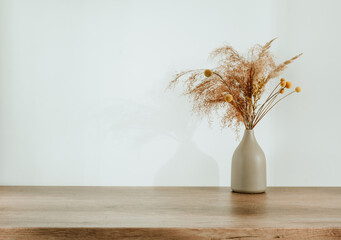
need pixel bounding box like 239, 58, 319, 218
267, 82, 281, 101
253, 91, 295, 128
253, 90, 280, 126
254, 92, 279, 126
253, 83, 280, 123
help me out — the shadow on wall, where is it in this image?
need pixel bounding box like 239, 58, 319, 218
152, 93, 219, 186
154, 137, 219, 186
107, 82, 219, 186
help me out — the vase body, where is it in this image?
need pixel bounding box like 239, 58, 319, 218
231, 130, 266, 193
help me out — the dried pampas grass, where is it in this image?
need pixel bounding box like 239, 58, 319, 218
169, 39, 302, 133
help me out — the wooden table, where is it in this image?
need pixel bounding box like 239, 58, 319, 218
0, 187, 340, 239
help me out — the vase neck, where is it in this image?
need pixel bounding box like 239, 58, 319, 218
241, 129, 257, 144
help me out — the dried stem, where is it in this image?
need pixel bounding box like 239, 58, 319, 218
253, 83, 281, 124
253, 91, 280, 126
253, 91, 296, 128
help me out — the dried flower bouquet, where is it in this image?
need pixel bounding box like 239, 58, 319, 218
169, 38, 302, 132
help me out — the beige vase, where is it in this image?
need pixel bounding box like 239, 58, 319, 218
231, 129, 266, 193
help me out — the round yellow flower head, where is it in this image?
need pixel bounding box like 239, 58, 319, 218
204, 69, 212, 77
224, 94, 233, 103
285, 81, 293, 89
295, 86, 301, 93
280, 80, 286, 87
280, 88, 285, 94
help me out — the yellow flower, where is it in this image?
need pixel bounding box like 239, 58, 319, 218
204, 69, 212, 77
280, 80, 286, 87
224, 94, 233, 103
280, 88, 285, 94
285, 81, 292, 89
295, 86, 301, 93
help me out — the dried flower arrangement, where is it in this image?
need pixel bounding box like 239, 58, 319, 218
169, 38, 302, 133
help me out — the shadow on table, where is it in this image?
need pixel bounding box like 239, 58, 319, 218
229, 191, 268, 216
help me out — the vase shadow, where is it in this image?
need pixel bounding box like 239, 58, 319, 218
153, 138, 219, 186
148, 87, 219, 186
105, 81, 219, 186
229, 191, 268, 216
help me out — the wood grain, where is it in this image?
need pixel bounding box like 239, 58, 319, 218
0, 187, 340, 239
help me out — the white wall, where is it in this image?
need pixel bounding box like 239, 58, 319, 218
0, 0, 340, 186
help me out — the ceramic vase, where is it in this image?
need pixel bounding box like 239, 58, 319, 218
231, 129, 266, 193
